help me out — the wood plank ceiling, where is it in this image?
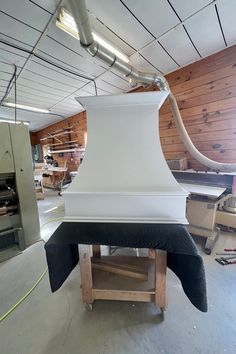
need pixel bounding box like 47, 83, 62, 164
0, 0, 235, 130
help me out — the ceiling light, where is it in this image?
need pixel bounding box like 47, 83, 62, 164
56, 8, 130, 63
0, 118, 29, 125
4, 102, 50, 113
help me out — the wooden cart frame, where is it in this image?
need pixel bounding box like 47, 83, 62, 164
79, 245, 167, 317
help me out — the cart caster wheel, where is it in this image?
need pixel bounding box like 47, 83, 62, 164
160, 308, 165, 320
205, 248, 212, 255
84, 303, 93, 312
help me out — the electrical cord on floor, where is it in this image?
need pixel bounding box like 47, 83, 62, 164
0, 217, 63, 323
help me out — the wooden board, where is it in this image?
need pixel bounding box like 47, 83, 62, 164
92, 256, 149, 280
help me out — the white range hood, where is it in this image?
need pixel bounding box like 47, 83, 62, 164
63, 91, 188, 224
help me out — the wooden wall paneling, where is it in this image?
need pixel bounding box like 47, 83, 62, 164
161, 129, 236, 145
160, 45, 236, 170
174, 74, 236, 101
161, 118, 236, 138
163, 139, 236, 153
159, 108, 236, 128
160, 96, 236, 121
34, 110, 87, 174
166, 45, 236, 86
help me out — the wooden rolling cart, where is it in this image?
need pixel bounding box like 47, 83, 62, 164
79, 245, 167, 317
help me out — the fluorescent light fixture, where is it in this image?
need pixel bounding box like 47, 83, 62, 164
56, 8, 129, 63
4, 102, 50, 113
0, 118, 29, 125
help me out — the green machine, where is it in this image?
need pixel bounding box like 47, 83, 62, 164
0, 122, 40, 250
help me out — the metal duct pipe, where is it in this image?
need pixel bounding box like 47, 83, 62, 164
67, 0, 236, 172
67, 0, 169, 91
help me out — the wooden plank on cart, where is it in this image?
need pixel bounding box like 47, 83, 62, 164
155, 250, 167, 310
79, 244, 93, 304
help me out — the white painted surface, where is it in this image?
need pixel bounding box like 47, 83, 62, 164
170, 0, 211, 20
63, 91, 188, 223
184, 5, 226, 56
0, 0, 51, 31
140, 41, 178, 73
122, 0, 180, 38
86, 0, 154, 49
180, 183, 226, 198
159, 26, 200, 66
129, 52, 161, 73
217, 0, 236, 46
0, 12, 40, 46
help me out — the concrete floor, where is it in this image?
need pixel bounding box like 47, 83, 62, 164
0, 190, 236, 354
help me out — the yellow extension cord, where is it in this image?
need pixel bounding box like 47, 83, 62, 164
0, 217, 63, 323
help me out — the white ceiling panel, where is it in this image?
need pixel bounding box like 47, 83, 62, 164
129, 52, 160, 74
0, 45, 29, 67
139, 41, 179, 74
25, 60, 87, 89
20, 70, 77, 93
95, 78, 123, 94
9, 84, 64, 101
99, 71, 129, 91
0, 87, 7, 94
0, 81, 10, 92
52, 104, 83, 116
80, 83, 111, 96
184, 5, 226, 57
28, 115, 64, 131
75, 89, 93, 97
37, 36, 107, 77
17, 80, 65, 101
86, 0, 154, 50
7, 90, 59, 106
0, 71, 17, 82
159, 26, 200, 67
52, 99, 82, 109
29, 0, 61, 14
122, 0, 180, 38
16, 79, 68, 99
0, 12, 41, 47
217, 0, 236, 46
52, 106, 81, 114
0, 0, 51, 31
90, 14, 135, 56
170, 0, 211, 20
0, 60, 22, 73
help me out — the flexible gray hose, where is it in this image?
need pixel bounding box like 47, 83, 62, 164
167, 93, 236, 172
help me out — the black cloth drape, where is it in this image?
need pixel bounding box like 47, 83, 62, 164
45, 222, 207, 312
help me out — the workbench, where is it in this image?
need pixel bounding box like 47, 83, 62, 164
42, 166, 67, 190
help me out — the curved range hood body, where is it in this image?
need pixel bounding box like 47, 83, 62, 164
63, 91, 188, 224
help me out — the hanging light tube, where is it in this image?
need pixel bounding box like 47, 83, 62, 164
0, 118, 29, 125
56, 8, 130, 64
4, 102, 50, 113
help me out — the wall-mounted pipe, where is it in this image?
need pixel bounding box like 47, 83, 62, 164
67, 0, 236, 172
